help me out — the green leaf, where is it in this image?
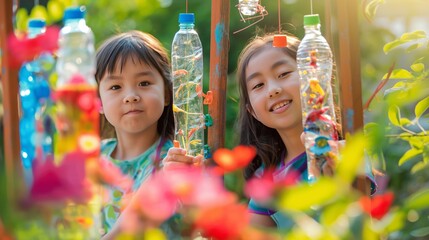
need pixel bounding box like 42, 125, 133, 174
405, 188, 429, 210
399, 118, 412, 126
337, 132, 366, 184
384, 211, 406, 233
406, 43, 421, 52
320, 201, 349, 226
383, 39, 407, 54
364, 0, 385, 22
30, 5, 50, 24
400, 30, 427, 41
415, 96, 429, 119
15, 8, 29, 32
277, 178, 339, 211
398, 148, 423, 166
388, 105, 401, 126
411, 227, 429, 238
411, 63, 425, 73
47, 0, 65, 23
390, 69, 414, 79
411, 161, 428, 173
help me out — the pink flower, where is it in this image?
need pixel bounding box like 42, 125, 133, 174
89, 156, 133, 193
6, 26, 59, 68
245, 168, 299, 204
130, 173, 178, 222
30, 152, 92, 204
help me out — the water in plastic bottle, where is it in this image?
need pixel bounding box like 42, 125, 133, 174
297, 14, 339, 182
171, 13, 205, 157
55, 6, 99, 163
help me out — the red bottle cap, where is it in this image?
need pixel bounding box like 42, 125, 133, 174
273, 35, 287, 48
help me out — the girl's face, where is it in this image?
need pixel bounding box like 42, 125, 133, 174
245, 47, 303, 132
99, 57, 167, 137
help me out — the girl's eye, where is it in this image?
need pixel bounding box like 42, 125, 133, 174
279, 71, 291, 79
252, 83, 263, 90
139, 81, 150, 87
110, 85, 120, 90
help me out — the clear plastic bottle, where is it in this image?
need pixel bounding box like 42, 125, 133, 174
54, 6, 100, 239
171, 13, 205, 157
238, 0, 259, 16
297, 14, 339, 182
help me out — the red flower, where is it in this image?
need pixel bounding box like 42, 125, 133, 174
212, 145, 256, 173
194, 203, 249, 240
359, 191, 394, 220
6, 26, 59, 68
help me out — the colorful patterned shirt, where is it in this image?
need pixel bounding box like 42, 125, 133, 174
100, 137, 181, 238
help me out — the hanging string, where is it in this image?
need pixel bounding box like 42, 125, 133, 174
310, 0, 313, 14
278, 0, 281, 33
186, 0, 188, 13
35, 0, 39, 6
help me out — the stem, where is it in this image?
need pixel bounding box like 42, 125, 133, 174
363, 62, 395, 110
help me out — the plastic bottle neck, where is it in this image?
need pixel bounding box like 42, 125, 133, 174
64, 18, 87, 27
179, 23, 195, 30
304, 24, 321, 34
28, 27, 46, 39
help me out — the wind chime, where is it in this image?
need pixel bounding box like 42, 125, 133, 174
234, 0, 268, 34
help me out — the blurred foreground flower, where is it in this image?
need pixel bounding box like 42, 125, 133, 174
29, 152, 92, 204
7, 26, 59, 68
360, 191, 394, 220
213, 145, 256, 174
194, 203, 249, 240
245, 168, 299, 204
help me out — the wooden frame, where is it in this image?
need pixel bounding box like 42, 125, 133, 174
1, 0, 22, 201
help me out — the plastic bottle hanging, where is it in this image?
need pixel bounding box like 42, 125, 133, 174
296, 14, 339, 182
238, 0, 259, 16
18, 18, 47, 184
171, 13, 205, 157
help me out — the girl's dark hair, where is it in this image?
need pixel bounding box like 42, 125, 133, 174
95, 30, 174, 141
237, 33, 301, 180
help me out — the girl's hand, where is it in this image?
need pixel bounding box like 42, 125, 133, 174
162, 141, 203, 171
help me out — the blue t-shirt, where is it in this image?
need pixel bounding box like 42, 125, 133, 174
100, 137, 181, 239
248, 152, 376, 229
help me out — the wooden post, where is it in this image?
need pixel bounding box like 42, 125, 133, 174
0, 0, 22, 200
326, 0, 369, 195
208, 0, 230, 155
328, 0, 364, 134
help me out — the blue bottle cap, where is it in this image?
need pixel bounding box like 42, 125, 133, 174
64, 6, 86, 20
178, 13, 195, 24
28, 19, 46, 28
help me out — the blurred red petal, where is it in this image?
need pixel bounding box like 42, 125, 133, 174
232, 145, 257, 168
6, 26, 59, 68
195, 203, 249, 240
360, 191, 394, 220
212, 148, 236, 171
